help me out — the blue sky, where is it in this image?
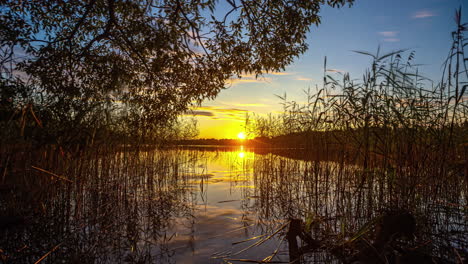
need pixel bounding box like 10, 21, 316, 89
192, 0, 466, 138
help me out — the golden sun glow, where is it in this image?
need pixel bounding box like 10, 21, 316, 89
238, 146, 245, 158
237, 132, 246, 140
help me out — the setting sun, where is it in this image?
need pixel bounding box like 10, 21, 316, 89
237, 132, 246, 140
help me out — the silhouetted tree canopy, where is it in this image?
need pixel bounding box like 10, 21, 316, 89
0, 0, 353, 142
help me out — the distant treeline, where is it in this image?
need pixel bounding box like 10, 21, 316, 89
174, 131, 337, 148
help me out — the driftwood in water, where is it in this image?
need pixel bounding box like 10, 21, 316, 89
286, 219, 301, 263
286, 219, 320, 263
287, 211, 428, 264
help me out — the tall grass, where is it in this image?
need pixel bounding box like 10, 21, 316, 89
0, 145, 205, 263
247, 151, 467, 263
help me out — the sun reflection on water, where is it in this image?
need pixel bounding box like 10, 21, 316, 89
238, 145, 245, 158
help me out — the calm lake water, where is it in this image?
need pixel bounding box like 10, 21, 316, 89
159, 146, 285, 263
1, 145, 466, 263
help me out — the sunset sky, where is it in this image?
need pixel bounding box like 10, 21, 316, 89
189, 0, 466, 139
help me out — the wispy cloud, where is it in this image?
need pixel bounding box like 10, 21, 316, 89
412, 10, 437, 19
190, 106, 248, 121
186, 110, 214, 117
227, 79, 261, 85
326, 68, 346, 74
378, 31, 398, 37
227, 74, 272, 85
378, 31, 400, 42
383, 38, 400, 42
295, 76, 313, 81
211, 107, 248, 113
268, 71, 294, 76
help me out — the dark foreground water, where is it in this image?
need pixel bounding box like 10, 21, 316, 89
0, 146, 466, 263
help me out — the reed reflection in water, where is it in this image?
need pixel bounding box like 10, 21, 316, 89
0, 145, 466, 263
